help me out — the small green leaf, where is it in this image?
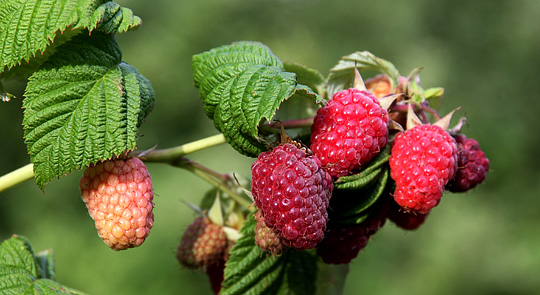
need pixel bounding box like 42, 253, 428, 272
0, 235, 86, 295
221, 214, 318, 295
334, 144, 391, 190
327, 51, 400, 99
35, 250, 55, 280
0, 0, 142, 74
283, 61, 326, 97
193, 42, 303, 157
330, 168, 390, 224
23, 31, 155, 189
424, 87, 445, 111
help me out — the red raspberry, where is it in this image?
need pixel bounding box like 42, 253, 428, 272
79, 157, 154, 250
310, 88, 389, 178
316, 203, 387, 264
446, 134, 490, 193
254, 211, 285, 255
251, 143, 333, 250
176, 216, 228, 270
387, 199, 429, 230
389, 124, 458, 213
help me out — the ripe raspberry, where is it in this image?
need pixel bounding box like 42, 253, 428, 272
387, 199, 429, 230
316, 203, 387, 264
176, 216, 228, 270
446, 134, 490, 193
251, 143, 333, 250
79, 157, 154, 250
389, 124, 458, 213
254, 211, 285, 255
310, 88, 389, 178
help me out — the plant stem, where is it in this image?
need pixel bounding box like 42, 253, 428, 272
0, 164, 34, 193
172, 157, 252, 208
0, 134, 228, 194
260, 117, 314, 134
131, 134, 227, 162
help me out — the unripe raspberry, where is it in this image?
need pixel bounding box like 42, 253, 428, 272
389, 124, 458, 213
176, 216, 228, 270
251, 143, 333, 250
79, 157, 154, 250
310, 88, 389, 178
446, 134, 490, 193
254, 211, 285, 255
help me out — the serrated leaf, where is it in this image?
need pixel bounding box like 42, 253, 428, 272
23, 31, 155, 189
0, 235, 86, 295
221, 214, 317, 295
0, 0, 141, 73
192, 42, 301, 157
327, 51, 400, 99
283, 61, 326, 97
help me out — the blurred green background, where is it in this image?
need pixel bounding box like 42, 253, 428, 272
1, 0, 539, 294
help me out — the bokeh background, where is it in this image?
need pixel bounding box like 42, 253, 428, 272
1, 0, 539, 294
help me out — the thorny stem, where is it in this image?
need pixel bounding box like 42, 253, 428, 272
0, 134, 252, 208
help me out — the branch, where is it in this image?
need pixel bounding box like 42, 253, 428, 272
0, 164, 34, 193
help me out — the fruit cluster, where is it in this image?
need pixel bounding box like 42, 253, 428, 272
246, 70, 490, 264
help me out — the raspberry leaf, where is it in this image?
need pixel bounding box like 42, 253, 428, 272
0, 235, 86, 295
283, 61, 326, 98
23, 31, 155, 189
221, 215, 317, 295
327, 51, 400, 98
0, 0, 141, 74
331, 168, 390, 224
193, 42, 315, 157
334, 144, 391, 190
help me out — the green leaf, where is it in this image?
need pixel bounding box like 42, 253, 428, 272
330, 168, 390, 224
221, 214, 317, 295
35, 250, 55, 281
424, 87, 445, 111
0, 0, 141, 73
23, 31, 155, 189
0, 235, 86, 295
334, 144, 391, 190
1, 80, 14, 102
283, 61, 326, 97
327, 51, 400, 99
192, 42, 300, 157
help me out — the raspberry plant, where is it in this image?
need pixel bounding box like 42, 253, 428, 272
0, 1, 489, 294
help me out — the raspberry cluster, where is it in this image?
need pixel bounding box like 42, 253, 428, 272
310, 88, 389, 178
251, 143, 333, 250
79, 157, 154, 251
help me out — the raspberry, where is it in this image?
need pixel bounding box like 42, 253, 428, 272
310, 88, 389, 178
446, 134, 490, 193
387, 199, 429, 230
254, 211, 285, 255
389, 124, 458, 213
79, 157, 154, 250
176, 216, 228, 270
251, 143, 333, 250
316, 203, 387, 264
